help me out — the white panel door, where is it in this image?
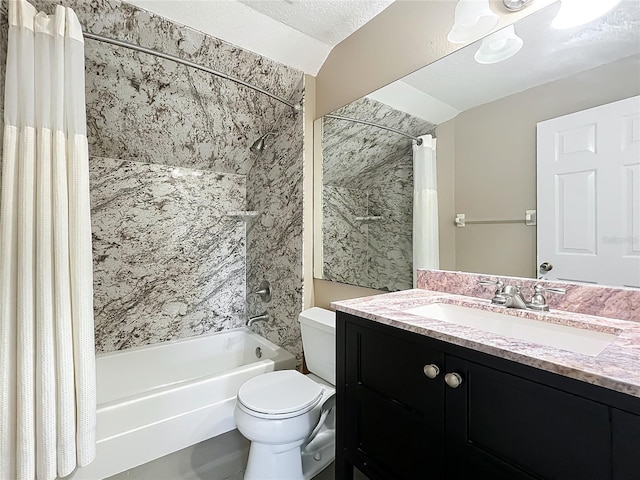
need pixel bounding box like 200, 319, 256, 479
537, 95, 640, 288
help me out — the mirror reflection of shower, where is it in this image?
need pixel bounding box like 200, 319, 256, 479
319, 97, 436, 292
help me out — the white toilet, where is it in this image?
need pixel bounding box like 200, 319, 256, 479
234, 307, 336, 480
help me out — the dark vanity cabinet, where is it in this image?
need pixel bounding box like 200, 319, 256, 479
340, 315, 446, 479
336, 312, 640, 480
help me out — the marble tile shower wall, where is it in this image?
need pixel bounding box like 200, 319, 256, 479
322, 97, 435, 291
0, 1, 305, 354
90, 159, 247, 352
246, 81, 305, 363
322, 186, 369, 287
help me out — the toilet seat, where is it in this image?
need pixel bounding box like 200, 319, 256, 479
237, 370, 324, 419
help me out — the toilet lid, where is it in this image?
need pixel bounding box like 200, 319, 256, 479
237, 370, 323, 416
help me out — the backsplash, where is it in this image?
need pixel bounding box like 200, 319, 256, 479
321, 96, 435, 291
417, 269, 640, 322
0, 1, 306, 358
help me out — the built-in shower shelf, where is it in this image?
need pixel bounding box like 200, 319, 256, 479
227, 211, 259, 220
355, 215, 383, 222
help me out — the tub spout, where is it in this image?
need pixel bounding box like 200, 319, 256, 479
247, 313, 269, 327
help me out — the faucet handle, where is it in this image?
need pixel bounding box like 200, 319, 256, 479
534, 285, 566, 295
251, 280, 272, 303
527, 284, 566, 312
478, 278, 504, 291
479, 279, 506, 305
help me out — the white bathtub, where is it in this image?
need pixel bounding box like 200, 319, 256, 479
69, 327, 296, 479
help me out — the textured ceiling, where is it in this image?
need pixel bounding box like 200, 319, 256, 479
238, 0, 395, 45
127, 0, 395, 75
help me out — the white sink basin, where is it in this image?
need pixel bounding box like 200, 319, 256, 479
404, 303, 618, 357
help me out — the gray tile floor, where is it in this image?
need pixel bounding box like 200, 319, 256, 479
107, 429, 369, 480
108, 430, 250, 480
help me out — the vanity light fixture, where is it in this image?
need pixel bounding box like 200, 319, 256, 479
474, 24, 524, 64
552, 0, 622, 29
447, 0, 499, 44
502, 0, 536, 12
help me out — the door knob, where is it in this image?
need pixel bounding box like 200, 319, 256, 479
445, 372, 463, 389
423, 364, 440, 379
539, 262, 553, 273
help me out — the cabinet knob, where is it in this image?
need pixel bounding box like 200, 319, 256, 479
423, 364, 440, 379
445, 372, 463, 389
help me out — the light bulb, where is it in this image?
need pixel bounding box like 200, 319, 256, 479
552, 0, 622, 30
447, 0, 499, 44
474, 25, 524, 64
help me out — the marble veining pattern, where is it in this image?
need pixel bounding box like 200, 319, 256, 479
31, 0, 302, 175
321, 96, 427, 291
322, 183, 412, 291
246, 80, 305, 366
1, 1, 305, 353
417, 269, 640, 323
367, 164, 413, 291
322, 96, 434, 187
322, 186, 369, 287
90, 157, 247, 352
332, 288, 640, 397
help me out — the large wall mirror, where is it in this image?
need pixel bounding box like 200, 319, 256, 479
314, 0, 640, 292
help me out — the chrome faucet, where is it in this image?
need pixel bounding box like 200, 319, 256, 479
479, 279, 527, 308
479, 279, 565, 311
500, 284, 528, 309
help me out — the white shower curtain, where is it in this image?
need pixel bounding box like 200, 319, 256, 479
412, 135, 439, 287
0, 1, 96, 479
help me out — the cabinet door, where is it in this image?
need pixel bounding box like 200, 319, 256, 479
612, 408, 640, 480
445, 356, 612, 480
344, 320, 445, 479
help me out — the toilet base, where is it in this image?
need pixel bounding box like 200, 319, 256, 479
244, 441, 305, 480
302, 428, 335, 480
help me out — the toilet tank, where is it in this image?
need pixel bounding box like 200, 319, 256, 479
299, 308, 336, 385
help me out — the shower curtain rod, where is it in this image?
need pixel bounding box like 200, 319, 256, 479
82, 33, 300, 111
324, 114, 424, 145
0, 3, 299, 110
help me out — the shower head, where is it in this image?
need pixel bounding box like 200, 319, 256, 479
250, 132, 274, 154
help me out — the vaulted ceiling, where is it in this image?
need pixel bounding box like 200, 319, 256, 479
127, 0, 395, 75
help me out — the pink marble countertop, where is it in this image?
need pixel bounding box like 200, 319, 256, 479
332, 289, 640, 398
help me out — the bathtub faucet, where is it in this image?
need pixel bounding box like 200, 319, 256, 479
247, 313, 269, 327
